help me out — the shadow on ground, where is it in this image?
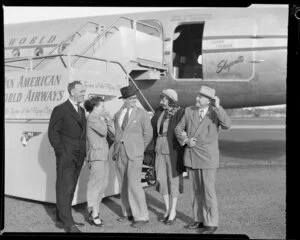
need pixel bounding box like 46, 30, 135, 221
219, 139, 285, 160
145, 191, 194, 225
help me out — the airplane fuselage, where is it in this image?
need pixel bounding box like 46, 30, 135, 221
5, 5, 287, 109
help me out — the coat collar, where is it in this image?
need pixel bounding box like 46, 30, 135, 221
190, 105, 214, 137
124, 106, 137, 131
65, 100, 83, 127
115, 106, 137, 131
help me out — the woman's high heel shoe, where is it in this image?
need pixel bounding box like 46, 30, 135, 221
159, 215, 169, 223
165, 215, 176, 225
89, 212, 104, 227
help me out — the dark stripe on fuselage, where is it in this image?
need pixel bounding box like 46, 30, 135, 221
202, 46, 286, 53
203, 35, 287, 40
5, 44, 58, 50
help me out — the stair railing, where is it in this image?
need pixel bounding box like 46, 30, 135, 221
71, 16, 162, 68
33, 21, 100, 70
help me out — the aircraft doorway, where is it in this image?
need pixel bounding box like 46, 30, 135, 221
173, 23, 204, 79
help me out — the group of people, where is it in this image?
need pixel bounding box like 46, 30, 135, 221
48, 81, 231, 233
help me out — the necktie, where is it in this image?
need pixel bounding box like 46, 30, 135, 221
77, 103, 82, 120
121, 108, 130, 130
199, 109, 204, 121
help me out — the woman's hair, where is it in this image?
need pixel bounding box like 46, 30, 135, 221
160, 94, 178, 108
84, 96, 104, 113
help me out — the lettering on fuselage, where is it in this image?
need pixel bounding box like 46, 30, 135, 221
6, 35, 57, 47
5, 74, 64, 103
216, 56, 244, 73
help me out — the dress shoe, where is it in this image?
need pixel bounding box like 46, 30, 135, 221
73, 221, 85, 227
65, 225, 82, 233
131, 220, 149, 228
117, 216, 134, 222
165, 217, 176, 225
185, 221, 204, 229
199, 226, 218, 234
89, 216, 104, 227
158, 215, 169, 222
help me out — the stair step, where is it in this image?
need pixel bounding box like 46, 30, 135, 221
136, 58, 166, 71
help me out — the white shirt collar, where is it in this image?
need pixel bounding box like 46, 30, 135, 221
199, 107, 209, 116
69, 98, 79, 111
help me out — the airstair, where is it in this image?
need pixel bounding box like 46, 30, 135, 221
5, 17, 166, 112
5, 17, 165, 205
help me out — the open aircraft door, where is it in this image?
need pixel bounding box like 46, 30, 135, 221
202, 18, 256, 81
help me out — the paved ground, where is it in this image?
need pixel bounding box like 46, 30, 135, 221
2, 117, 286, 238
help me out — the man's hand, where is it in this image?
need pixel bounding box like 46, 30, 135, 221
186, 137, 197, 148
212, 96, 220, 109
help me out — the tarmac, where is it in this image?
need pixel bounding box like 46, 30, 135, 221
2, 117, 286, 239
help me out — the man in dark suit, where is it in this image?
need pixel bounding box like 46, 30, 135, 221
48, 80, 87, 233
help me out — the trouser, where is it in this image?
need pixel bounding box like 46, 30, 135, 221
56, 152, 83, 228
188, 168, 218, 227
87, 160, 109, 215
155, 153, 183, 197
116, 143, 149, 221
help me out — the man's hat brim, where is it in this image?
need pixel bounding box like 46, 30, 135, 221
118, 90, 138, 99
199, 93, 214, 100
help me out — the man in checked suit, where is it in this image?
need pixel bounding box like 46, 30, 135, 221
175, 86, 231, 234
48, 80, 86, 233
113, 85, 153, 228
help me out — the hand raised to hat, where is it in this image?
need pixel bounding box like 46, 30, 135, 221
212, 96, 220, 109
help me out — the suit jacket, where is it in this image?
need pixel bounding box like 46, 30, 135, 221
86, 112, 115, 161
175, 105, 231, 169
113, 106, 153, 161
48, 100, 87, 164
151, 106, 185, 177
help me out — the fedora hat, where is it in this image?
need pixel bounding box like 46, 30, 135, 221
118, 85, 138, 99
199, 86, 215, 100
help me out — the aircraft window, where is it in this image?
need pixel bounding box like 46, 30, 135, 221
12, 48, 20, 58
136, 22, 160, 37
34, 47, 44, 56
173, 23, 204, 79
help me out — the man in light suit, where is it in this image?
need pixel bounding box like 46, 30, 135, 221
175, 86, 231, 234
48, 80, 86, 233
113, 85, 153, 228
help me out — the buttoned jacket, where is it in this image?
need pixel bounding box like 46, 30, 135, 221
175, 105, 231, 169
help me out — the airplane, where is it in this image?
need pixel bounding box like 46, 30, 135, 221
4, 4, 287, 205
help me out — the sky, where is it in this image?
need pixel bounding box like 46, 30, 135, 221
3, 6, 187, 24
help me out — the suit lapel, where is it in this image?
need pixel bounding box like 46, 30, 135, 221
115, 109, 122, 131
191, 107, 200, 130
66, 100, 83, 128
192, 107, 212, 138
125, 107, 137, 130
157, 110, 165, 134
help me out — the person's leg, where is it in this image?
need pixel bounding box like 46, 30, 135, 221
188, 168, 204, 223
202, 169, 218, 227
162, 194, 170, 217
56, 154, 77, 228
116, 144, 132, 218
97, 161, 109, 218
127, 158, 149, 221
87, 161, 98, 217
166, 155, 180, 220
155, 153, 170, 218
87, 161, 105, 218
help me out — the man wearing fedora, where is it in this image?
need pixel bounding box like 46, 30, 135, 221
113, 85, 153, 228
175, 85, 231, 234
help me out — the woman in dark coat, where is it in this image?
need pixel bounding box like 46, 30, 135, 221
151, 89, 185, 225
